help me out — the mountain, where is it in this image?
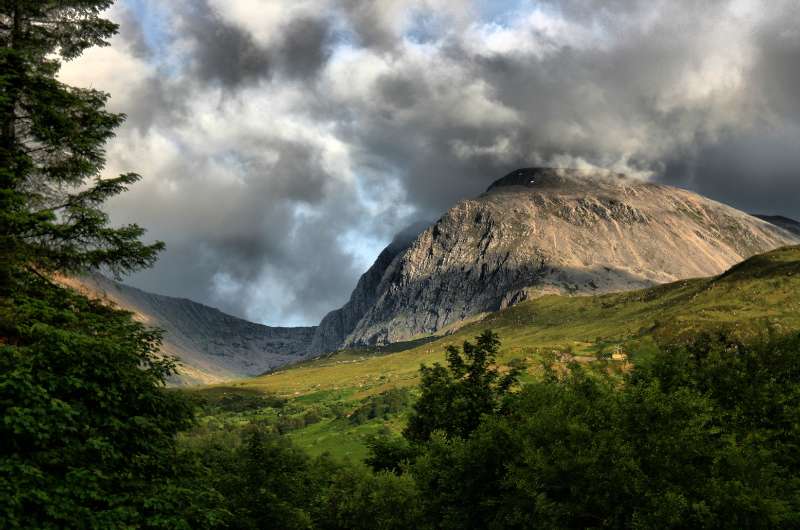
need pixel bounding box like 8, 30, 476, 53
64, 168, 800, 385
315, 168, 800, 348
212, 244, 800, 460
754, 214, 800, 236
222, 243, 800, 412
62, 275, 316, 386
310, 222, 429, 354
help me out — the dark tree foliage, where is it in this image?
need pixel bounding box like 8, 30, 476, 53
0, 275, 225, 527
0, 0, 163, 285
410, 332, 800, 529
188, 426, 426, 530
349, 388, 411, 425
403, 330, 518, 443
365, 432, 416, 474
0, 1, 221, 527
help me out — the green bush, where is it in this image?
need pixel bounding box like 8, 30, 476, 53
349, 388, 412, 425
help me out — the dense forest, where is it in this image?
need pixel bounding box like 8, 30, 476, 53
2, 2, 800, 528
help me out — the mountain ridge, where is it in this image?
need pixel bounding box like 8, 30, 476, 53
62, 274, 316, 385
320, 168, 800, 347
66, 168, 800, 384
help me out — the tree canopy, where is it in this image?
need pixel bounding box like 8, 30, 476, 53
403, 329, 518, 443
0, 2, 220, 527
0, 0, 163, 288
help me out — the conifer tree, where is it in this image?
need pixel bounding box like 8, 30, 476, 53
0, 0, 163, 288
0, 2, 223, 526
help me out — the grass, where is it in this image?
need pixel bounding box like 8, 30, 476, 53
183, 245, 800, 461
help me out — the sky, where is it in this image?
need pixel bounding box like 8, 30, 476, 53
59, 0, 800, 327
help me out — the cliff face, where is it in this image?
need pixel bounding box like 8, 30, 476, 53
327, 168, 800, 347
309, 223, 427, 353
63, 275, 316, 385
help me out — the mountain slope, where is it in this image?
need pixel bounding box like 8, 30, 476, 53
63, 275, 316, 385
319, 168, 799, 348
310, 222, 428, 354
237, 244, 800, 400
754, 214, 800, 236
196, 245, 800, 461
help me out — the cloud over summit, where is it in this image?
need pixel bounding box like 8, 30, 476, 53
60, 0, 800, 326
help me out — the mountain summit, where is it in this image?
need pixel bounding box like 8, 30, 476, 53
315, 168, 800, 348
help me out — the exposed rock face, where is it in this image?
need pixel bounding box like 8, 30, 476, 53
323, 168, 800, 347
310, 222, 428, 353
63, 275, 316, 386
754, 215, 800, 236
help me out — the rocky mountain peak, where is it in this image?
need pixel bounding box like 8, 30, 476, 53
315, 167, 800, 348
486, 167, 628, 192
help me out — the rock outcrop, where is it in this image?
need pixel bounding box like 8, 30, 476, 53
309, 222, 428, 353
320, 168, 800, 347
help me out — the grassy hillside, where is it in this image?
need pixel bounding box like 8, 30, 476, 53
184, 245, 800, 459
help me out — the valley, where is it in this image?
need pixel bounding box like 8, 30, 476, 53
74, 168, 800, 385
186, 244, 800, 460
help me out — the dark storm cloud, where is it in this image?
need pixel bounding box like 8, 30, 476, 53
175, 1, 334, 88
339, 0, 800, 217
278, 16, 335, 79
114, 3, 151, 58
80, 0, 800, 326
111, 130, 373, 323
656, 4, 800, 220
662, 128, 800, 220
179, 1, 273, 87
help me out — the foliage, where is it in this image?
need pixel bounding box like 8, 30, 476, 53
348, 388, 411, 425
194, 391, 287, 414
314, 465, 426, 530
0, 274, 226, 527
187, 330, 800, 528
186, 425, 426, 530
404, 330, 518, 442
364, 432, 416, 474
409, 332, 800, 529
0, 0, 163, 283
0, 1, 221, 527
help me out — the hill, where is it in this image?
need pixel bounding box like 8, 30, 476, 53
65, 169, 800, 384
234, 245, 800, 398
62, 275, 316, 385
754, 214, 800, 236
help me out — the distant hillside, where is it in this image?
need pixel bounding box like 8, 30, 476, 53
63, 275, 316, 385
314, 168, 799, 349
754, 214, 800, 236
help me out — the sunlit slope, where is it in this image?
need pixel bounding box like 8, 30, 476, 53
227, 246, 800, 398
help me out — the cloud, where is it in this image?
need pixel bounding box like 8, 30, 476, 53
61, 0, 800, 326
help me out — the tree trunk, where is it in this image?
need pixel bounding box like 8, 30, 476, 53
1, 1, 22, 189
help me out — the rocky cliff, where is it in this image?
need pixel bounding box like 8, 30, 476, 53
63, 275, 316, 385
319, 168, 800, 347
309, 223, 427, 354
